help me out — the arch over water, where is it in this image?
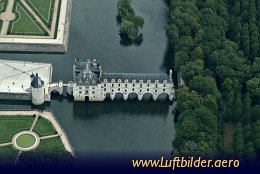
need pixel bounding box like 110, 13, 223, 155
158, 93, 170, 101
127, 92, 138, 100
115, 92, 124, 100
142, 93, 153, 101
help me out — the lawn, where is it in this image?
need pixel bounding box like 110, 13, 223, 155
19, 137, 72, 163
0, 146, 18, 164
0, 116, 35, 144
26, 0, 53, 24
10, 2, 45, 35
33, 117, 57, 136
16, 134, 36, 148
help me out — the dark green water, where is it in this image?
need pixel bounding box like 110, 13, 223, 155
0, 0, 175, 156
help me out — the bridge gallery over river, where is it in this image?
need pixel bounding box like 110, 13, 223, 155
0, 59, 176, 105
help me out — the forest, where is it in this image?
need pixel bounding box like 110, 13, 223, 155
166, 0, 260, 162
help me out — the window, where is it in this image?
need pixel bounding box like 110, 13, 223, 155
112, 89, 114, 92
92, 87, 95, 90
163, 84, 166, 87
86, 90, 89, 94
92, 91, 95, 94
104, 88, 106, 91
155, 90, 157, 93
112, 84, 114, 87
147, 89, 149, 92
79, 87, 82, 90
125, 84, 127, 87
104, 84, 106, 87
133, 84, 135, 87
118, 88, 120, 91
163, 89, 165, 92
140, 84, 142, 87
79, 91, 82, 94
132, 89, 134, 91
147, 84, 150, 87
156, 84, 158, 88
118, 84, 121, 87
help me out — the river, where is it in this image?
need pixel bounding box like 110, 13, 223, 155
0, 0, 175, 157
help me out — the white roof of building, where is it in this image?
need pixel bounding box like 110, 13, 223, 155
0, 60, 52, 94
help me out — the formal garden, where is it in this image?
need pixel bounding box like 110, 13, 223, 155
0, 114, 72, 164
0, 0, 60, 37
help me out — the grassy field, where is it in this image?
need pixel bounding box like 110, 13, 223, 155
27, 0, 53, 24
0, 116, 35, 144
10, 2, 45, 35
19, 137, 72, 163
16, 134, 36, 148
33, 117, 57, 136
36, 137, 65, 153
0, 146, 18, 164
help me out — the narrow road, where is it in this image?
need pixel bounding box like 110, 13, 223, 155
50, 0, 59, 37
0, 0, 15, 35
30, 114, 39, 131
40, 134, 59, 140
0, 142, 12, 147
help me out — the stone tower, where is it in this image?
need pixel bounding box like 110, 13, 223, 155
31, 73, 45, 105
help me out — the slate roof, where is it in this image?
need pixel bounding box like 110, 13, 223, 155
31, 73, 44, 88
101, 73, 170, 83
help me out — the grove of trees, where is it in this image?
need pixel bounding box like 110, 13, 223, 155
167, 0, 260, 160
117, 0, 144, 41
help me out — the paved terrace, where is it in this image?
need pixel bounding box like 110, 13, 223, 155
0, 59, 52, 94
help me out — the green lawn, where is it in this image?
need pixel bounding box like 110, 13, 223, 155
19, 137, 72, 163
33, 117, 57, 136
10, 2, 45, 35
16, 134, 36, 148
0, 116, 35, 144
27, 0, 53, 24
0, 146, 18, 164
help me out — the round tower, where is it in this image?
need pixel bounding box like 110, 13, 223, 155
31, 73, 45, 105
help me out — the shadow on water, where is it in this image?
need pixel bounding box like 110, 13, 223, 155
0, 100, 50, 110
161, 41, 178, 87
119, 33, 143, 47
72, 99, 172, 120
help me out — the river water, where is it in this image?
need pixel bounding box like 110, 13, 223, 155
0, 0, 175, 157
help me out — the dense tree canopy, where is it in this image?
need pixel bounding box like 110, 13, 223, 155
117, 0, 144, 40
167, 0, 260, 159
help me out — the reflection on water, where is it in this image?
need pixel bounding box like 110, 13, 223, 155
119, 33, 143, 46
73, 100, 172, 120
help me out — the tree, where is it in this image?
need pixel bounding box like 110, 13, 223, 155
180, 60, 204, 82
188, 75, 218, 97
119, 20, 138, 40
247, 78, 260, 104
177, 87, 203, 112
242, 93, 252, 123
117, 0, 144, 41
